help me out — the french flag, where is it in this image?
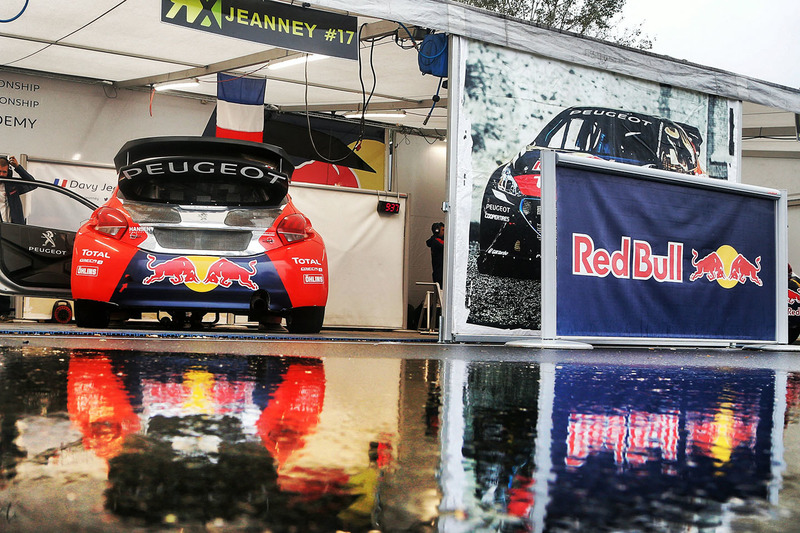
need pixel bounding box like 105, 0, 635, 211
54, 178, 68, 187
215, 73, 266, 142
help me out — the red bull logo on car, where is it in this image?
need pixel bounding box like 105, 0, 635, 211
789, 289, 800, 316
572, 234, 763, 288
143, 254, 258, 292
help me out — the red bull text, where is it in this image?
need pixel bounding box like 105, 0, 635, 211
573, 234, 683, 283
789, 289, 800, 317
572, 233, 764, 288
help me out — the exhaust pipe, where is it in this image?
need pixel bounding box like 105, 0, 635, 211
249, 290, 269, 318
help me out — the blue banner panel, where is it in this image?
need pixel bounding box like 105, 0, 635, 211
556, 167, 777, 340
161, 0, 359, 60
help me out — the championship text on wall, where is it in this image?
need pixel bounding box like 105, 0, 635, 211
0, 79, 40, 131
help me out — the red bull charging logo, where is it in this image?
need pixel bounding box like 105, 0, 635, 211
143, 254, 259, 291
690, 245, 761, 288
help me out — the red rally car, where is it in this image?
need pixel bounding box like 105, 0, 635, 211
70, 136, 328, 332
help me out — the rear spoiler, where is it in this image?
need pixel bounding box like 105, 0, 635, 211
113, 136, 295, 177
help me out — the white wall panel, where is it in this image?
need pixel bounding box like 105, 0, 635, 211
393, 135, 447, 309
0, 72, 212, 166
290, 185, 406, 328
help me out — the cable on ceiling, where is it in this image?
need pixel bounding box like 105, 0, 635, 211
4, 0, 127, 65
0, 0, 29, 23
302, 22, 379, 166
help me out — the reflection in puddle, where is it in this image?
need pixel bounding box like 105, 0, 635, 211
2, 348, 800, 531
0, 349, 436, 531
546, 366, 774, 531
447, 363, 780, 532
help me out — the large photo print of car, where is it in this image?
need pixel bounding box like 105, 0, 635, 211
70, 136, 328, 333
466, 106, 704, 330
477, 106, 704, 279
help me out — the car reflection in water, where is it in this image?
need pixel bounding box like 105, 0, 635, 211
451, 363, 777, 532
66, 353, 396, 531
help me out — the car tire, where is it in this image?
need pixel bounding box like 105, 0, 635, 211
287, 306, 325, 334
74, 300, 111, 328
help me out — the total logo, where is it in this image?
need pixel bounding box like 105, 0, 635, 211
572, 234, 764, 288
143, 254, 258, 292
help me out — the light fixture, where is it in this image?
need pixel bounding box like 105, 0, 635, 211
343, 110, 407, 119
153, 78, 200, 92
268, 54, 327, 70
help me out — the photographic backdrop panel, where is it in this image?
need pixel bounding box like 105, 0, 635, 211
450, 39, 739, 340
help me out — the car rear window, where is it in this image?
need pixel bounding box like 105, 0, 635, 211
536, 114, 661, 167
117, 157, 289, 207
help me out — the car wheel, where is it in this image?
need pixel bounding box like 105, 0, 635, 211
74, 300, 111, 328
287, 306, 325, 334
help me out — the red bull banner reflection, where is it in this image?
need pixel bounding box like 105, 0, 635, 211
566, 411, 681, 469
548, 365, 775, 531
554, 162, 782, 341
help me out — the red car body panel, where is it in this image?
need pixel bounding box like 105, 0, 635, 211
69, 136, 328, 328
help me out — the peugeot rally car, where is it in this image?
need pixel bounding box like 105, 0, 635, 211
70, 136, 328, 332
478, 106, 704, 279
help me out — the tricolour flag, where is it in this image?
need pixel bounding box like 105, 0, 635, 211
54, 178, 68, 187
215, 73, 266, 142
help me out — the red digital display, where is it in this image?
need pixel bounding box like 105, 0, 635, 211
377, 200, 401, 214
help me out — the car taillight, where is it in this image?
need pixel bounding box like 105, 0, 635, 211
92, 207, 128, 239
276, 213, 310, 245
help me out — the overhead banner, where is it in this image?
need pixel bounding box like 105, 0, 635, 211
202, 110, 386, 190
161, 0, 359, 60
549, 157, 782, 342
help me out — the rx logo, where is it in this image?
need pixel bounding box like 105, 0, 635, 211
164, 0, 222, 29
41, 230, 56, 248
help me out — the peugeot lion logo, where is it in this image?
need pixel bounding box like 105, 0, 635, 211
41, 230, 56, 248
28, 230, 66, 256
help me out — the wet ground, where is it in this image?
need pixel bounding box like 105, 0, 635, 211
2, 322, 800, 531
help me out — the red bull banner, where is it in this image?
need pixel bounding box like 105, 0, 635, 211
550, 156, 785, 342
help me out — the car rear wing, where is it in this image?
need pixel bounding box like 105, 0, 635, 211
113, 136, 295, 177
